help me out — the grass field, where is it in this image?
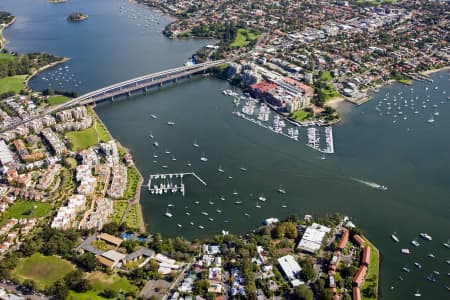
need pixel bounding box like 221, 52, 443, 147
125, 204, 139, 229
12, 253, 75, 291
291, 110, 311, 122
0, 200, 52, 226
0, 53, 15, 64
65, 120, 110, 151
124, 166, 139, 199
111, 201, 128, 223
319, 84, 341, 101
48, 95, 70, 105
68, 271, 138, 299
230, 29, 260, 48
361, 236, 379, 300
0, 75, 26, 94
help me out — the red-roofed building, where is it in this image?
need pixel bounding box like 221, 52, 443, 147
361, 245, 371, 266
338, 228, 349, 250
353, 287, 362, 300
249, 81, 277, 97
352, 265, 367, 286
353, 234, 365, 247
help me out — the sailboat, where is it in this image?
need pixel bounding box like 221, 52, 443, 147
200, 153, 208, 162
443, 237, 450, 249
164, 209, 172, 218
391, 232, 400, 242
255, 200, 261, 208
277, 185, 287, 195
427, 114, 435, 123
413, 289, 422, 297
193, 140, 200, 148
149, 131, 154, 138
218, 165, 224, 173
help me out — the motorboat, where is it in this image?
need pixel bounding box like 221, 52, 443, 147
413, 290, 422, 297
401, 249, 410, 254
402, 267, 411, 273
240, 167, 247, 172
216, 209, 222, 213
255, 200, 261, 208
200, 153, 208, 162
277, 185, 287, 195
177, 224, 182, 228
220, 196, 225, 201
234, 201, 243, 204
167, 121, 175, 126
151, 114, 157, 119
198, 225, 204, 229
428, 253, 435, 258
149, 131, 154, 138
411, 239, 420, 247
414, 262, 422, 269
420, 233, 432, 241
165, 149, 171, 154
391, 233, 400, 242
153, 141, 159, 147
164, 209, 172, 218
208, 218, 214, 222
281, 205, 288, 208
201, 212, 208, 216
258, 194, 267, 202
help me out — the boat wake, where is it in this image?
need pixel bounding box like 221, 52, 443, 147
351, 178, 388, 191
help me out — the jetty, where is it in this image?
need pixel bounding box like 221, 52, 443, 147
146, 172, 206, 196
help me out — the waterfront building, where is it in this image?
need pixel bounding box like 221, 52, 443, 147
297, 223, 331, 253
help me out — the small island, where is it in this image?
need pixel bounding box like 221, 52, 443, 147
67, 12, 88, 22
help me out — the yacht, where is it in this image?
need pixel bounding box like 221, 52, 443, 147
185, 212, 191, 216
218, 165, 224, 173
281, 205, 288, 208
164, 209, 172, 218
413, 290, 422, 297
391, 233, 400, 242
208, 200, 215, 205
258, 194, 267, 202
428, 253, 435, 258
414, 262, 422, 269
201, 211, 208, 216
208, 218, 214, 222
151, 114, 157, 119
220, 196, 226, 201
277, 185, 287, 195
420, 233, 432, 241
198, 225, 205, 229
193, 140, 200, 148
401, 248, 410, 254
165, 149, 171, 154
167, 121, 175, 126
216, 209, 222, 213
177, 224, 182, 228
153, 141, 159, 147
411, 239, 420, 247
240, 167, 247, 172
200, 153, 208, 162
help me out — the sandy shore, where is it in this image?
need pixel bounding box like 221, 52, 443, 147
0, 17, 16, 49
325, 96, 345, 109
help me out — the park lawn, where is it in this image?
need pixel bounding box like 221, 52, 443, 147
0, 75, 26, 94
111, 201, 128, 223
320, 70, 333, 82
48, 95, 70, 105
397, 79, 412, 85
0, 200, 52, 226
0, 52, 16, 64
12, 253, 75, 291
124, 166, 139, 199
361, 236, 379, 300
65, 121, 110, 151
125, 204, 139, 229
230, 29, 260, 48
87, 271, 138, 293
319, 84, 341, 101
291, 110, 310, 122
67, 290, 107, 300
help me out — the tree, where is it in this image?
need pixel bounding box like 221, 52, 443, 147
22, 279, 37, 292
72, 253, 99, 272
299, 258, 315, 282
64, 270, 90, 292
101, 289, 118, 299
293, 285, 313, 300
193, 279, 210, 296
284, 222, 298, 239
47, 280, 69, 300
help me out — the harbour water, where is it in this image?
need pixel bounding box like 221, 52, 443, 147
2, 0, 449, 299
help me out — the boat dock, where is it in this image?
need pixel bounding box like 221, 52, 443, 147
146, 172, 207, 196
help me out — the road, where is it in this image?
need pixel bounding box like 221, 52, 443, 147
0, 281, 49, 299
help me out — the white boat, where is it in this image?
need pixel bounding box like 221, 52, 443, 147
433, 270, 440, 275
165, 149, 171, 154
428, 253, 435, 258
258, 194, 266, 202
193, 140, 200, 148
151, 114, 157, 119
232, 190, 238, 195
244, 213, 250, 217
411, 239, 420, 247
234, 201, 242, 204
413, 290, 422, 297
194, 201, 200, 204
187, 161, 192, 167
281, 205, 287, 208
220, 196, 225, 201
240, 167, 247, 172
208, 218, 214, 222
198, 225, 204, 229
420, 233, 432, 241
443, 238, 450, 249
185, 212, 190, 216
218, 165, 224, 173
189, 221, 194, 225
208, 201, 215, 205
255, 200, 261, 208
149, 131, 154, 138
177, 224, 182, 228
414, 262, 422, 269
402, 266, 410, 273
391, 233, 400, 242
172, 156, 176, 161
201, 211, 208, 216
153, 141, 159, 147
167, 204, 174, 207
277, 185, 287, 195
153, 152, 158, 158
401, 249, 410, 254
167, 121, 175, 126
216, 209, 222, 213
427, 114, 435, 123
200, 153, 208, 162
162, 165, 168, 169
164, 209, 172, 218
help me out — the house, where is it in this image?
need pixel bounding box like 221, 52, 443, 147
123, 247, 155, 264
97, 233, 123, 248
96, 250, 126, 269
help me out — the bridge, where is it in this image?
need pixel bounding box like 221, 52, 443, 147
0, 58, 231, 133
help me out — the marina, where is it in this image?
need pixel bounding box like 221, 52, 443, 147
146, 172, 207, 196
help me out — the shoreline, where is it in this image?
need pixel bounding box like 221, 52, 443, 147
0, 16, 16, 50
24, 57, 71, 91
